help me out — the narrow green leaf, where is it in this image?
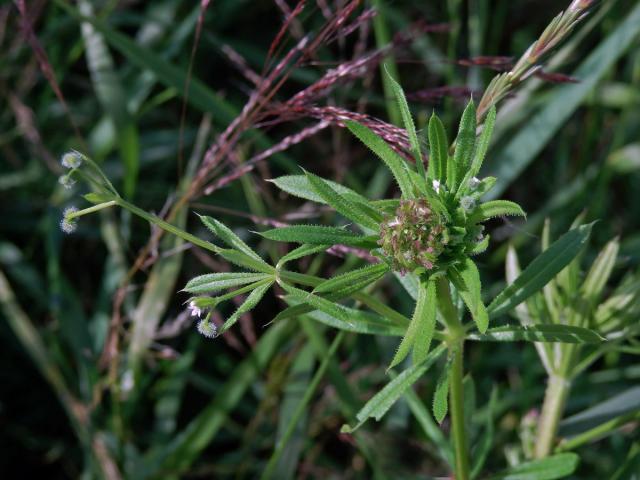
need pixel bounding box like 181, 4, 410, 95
581, 237, 619, 303
345, 120, 413, 197
219, 281, 272, 334
276, 244, 329, 268
389, 279, 437, 370
467, 324, 605, 344
452, 258, 489, 333
282, 285, 401, 336
385, 68, 425, 178
468, 200, 526, 223
269, 175, 372, 207
427, 112, 448, 183
413, 279, 437, 364
491, 453, 579, 480
260, 225, 379, 248
299, 304, 405, 337
183, 272, 271, 294
450, 99, 477, 190
488, 223, 594, 318
470, 105, 496, 177
341, 344, 447, 433
432, 350, 454, 424
313, 263, 389, 295
217, 249, 273, 273
305, 171, 380, 230
199, 215, 269, 268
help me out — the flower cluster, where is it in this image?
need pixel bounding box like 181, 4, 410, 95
378, 199, 449, 274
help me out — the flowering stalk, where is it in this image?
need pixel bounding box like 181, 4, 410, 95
476, 0, 594, 122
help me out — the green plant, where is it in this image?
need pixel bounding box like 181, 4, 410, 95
59, 75, 615, 479
506, 219, 640, 459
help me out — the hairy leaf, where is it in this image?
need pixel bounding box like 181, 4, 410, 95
305, 171, 380, 230
468, 200, 526, 223
260, 225, 378, 248
451, 99, 476, 190
199, 215, 269, 268
386, 69, 425, 178
219, 281, 272, 334
345, 120, 413, 198
183, 272, 272, 294
433, 350, 454, 424
427, 112, 448, 183
453, 258, 489, 333
389, 279, 437, 370
313, 263, 389, 295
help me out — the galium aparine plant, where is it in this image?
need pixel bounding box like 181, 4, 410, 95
59, 73, 610, 480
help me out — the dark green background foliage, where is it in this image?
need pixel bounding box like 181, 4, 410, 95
1, 0, 640, 478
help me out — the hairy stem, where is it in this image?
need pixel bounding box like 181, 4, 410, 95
436, 277, 469, 480
450, 345, 470, 480
535, 374, 571, 458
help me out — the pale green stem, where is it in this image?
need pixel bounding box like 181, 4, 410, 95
66, 200, 117, 219
535, 373, 571, 458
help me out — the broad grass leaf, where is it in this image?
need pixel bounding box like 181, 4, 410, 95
305, 171, 380, 230
260, 225, 378, 248
467, 324, 605, 343
183, 272, 272, 294
559, 385, 640, 437
341, 344, 447, 433
345, 120, 413, 198
488, 223, 594, 318
491, 453, 579, 480
427, 112, 448, 182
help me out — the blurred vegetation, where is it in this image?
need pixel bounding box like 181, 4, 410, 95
1, 0, 640, 478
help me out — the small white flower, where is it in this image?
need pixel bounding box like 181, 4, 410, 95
60, 218, 77, 234
432, 179, 441, 193
197, 318, 217, 338
460, 196, 476, 213
63, 206, 78, 218
58, 174, 76, 189
469, 177, 481, 190
188, 301, 203, 318
61, 151, 83, 169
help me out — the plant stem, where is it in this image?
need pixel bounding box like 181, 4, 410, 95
450, 344, 470, 480
436, 277, 469, 480
535, 373, 571, 458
